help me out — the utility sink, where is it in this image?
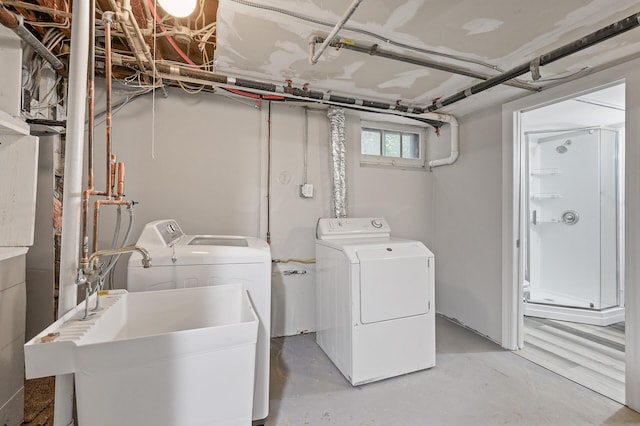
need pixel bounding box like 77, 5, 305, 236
25, 284, 258, 426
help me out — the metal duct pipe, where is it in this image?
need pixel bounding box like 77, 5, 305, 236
315, 36, 539, 92
0, 5, 67, 76
328, 107, 347, 218
429, 10, 640, 112
310, 0, 363, 64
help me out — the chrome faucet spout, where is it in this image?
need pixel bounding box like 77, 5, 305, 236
87, 245, 152, 271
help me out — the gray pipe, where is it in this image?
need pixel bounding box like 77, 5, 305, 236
314, 36, 539, 93
429, 11, 640, 111
153, 62, 445, 128
328, 107, 347, 218
0, 6, 67, 76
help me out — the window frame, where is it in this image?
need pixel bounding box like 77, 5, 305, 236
359, 120, 428, 168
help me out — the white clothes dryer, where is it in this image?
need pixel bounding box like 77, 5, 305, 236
127, 219, 271, 425
315, 217, 435, 385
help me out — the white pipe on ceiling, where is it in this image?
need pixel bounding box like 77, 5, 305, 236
54, 0, 90, 424
427, 114, 459, 169
309, 0, 363, 65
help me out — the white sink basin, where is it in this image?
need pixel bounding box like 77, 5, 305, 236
25, 284, 258, 426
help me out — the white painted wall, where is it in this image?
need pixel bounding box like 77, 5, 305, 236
624, 61, 640, 413
346, 111, 436, 245
93, 88, 435, 337
25, 136, 55, 340
429, 107, 503, 341
268, 104, 330, 336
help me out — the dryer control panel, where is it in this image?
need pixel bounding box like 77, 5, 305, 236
316, 217, 391, 239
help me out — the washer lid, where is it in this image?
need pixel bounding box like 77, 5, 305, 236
129, 234, 270, 267
187, 236, 249, 247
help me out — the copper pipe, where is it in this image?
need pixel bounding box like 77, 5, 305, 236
110, 153, 117, 195
0, 5, 20, 28
117, 162, 125, 197
104, 11, 114, 198
92, 199, 131, 253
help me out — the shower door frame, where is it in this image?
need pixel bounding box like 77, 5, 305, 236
523, 126, 623, 314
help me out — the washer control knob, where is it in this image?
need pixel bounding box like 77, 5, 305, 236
371, 219, 383, 228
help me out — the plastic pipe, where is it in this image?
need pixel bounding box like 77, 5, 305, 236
121, 0, 157, 76
55, 0, 90, 424
309, 0, 363, 64
106, 0, 151, 81
428, 115, 459, 169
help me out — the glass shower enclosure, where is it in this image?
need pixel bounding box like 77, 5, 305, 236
523, 127, 624, 325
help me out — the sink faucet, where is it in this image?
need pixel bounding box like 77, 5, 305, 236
76, 245, 151, 319
87, 245, 152, 271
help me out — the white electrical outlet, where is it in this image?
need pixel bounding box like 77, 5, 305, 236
300, 183, 314, 198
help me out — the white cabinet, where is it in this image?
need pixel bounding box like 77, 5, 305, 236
0, 111, 38, 246
0, 248, 27, 426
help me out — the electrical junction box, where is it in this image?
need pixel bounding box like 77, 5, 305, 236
300, 183, 314, 198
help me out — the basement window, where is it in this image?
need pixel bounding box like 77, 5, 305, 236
360, 121, 426, 168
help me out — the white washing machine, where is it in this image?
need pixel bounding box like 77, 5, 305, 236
315, 217, 435, 385
127, 219, 271, 425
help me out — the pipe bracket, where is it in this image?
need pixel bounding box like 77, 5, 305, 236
530, 56, 542, 81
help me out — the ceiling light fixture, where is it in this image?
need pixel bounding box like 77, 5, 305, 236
158, 0, 196, 18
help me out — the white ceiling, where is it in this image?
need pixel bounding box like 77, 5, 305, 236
522, 83, 625, 130
213, 0, 640, 117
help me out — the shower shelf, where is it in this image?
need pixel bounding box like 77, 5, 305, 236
530, 193, 560, 199
531, 168, 560, 176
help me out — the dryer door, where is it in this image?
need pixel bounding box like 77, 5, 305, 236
357, 244, 430, 324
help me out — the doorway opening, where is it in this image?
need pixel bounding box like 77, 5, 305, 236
516, 82, 626, 403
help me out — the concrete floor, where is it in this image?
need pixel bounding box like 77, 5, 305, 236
268, 316, 640, 426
